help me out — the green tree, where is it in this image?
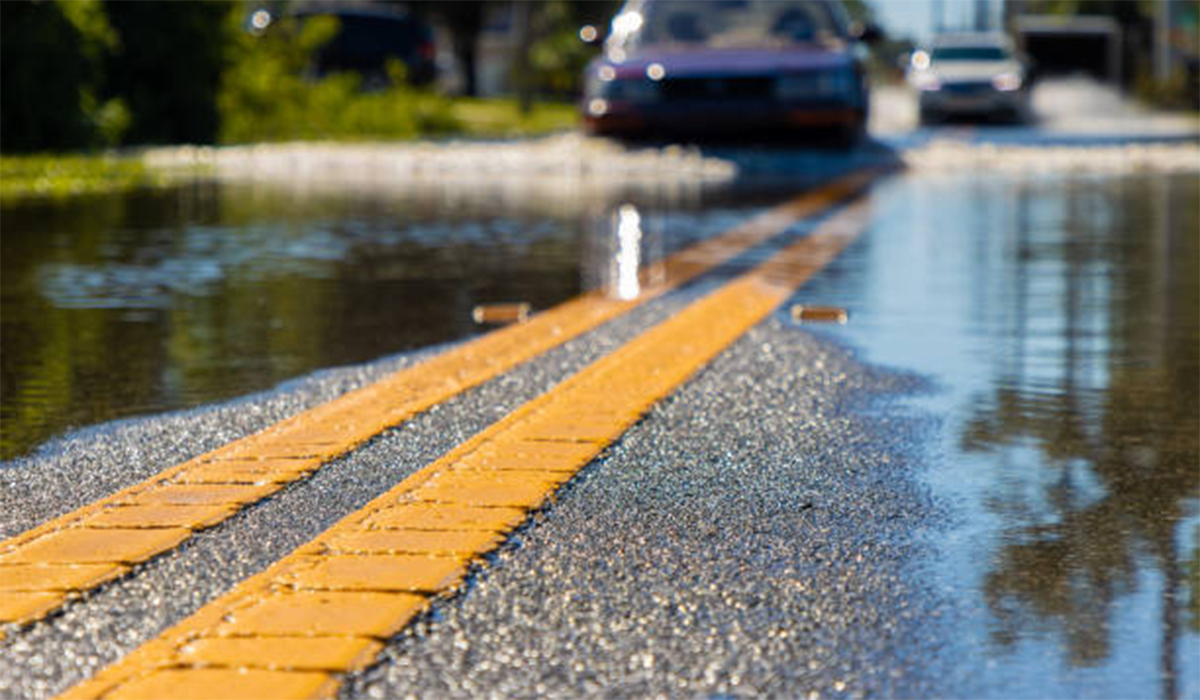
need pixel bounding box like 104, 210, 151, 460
102, 1, 233, 145
525, 0, 621, 98
0, 0, 122, 152
217, 8, 457, 144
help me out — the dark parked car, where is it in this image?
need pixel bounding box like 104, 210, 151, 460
293, 7, 437, 87
581, 0, 876, 142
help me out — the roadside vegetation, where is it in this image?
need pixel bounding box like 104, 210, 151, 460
0, 1, 588, 203
217, 13, 579, 143
0, 155, 169, 202
450, 98, 579, 138
216, 13, 460, 143
0, 93, 579, 204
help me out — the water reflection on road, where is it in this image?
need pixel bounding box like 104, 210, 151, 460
0, 177, 789, 459
808, 171, 1199, 698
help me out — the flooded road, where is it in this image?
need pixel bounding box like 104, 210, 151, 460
808, 170, 1199, 697
0, 178, 776, 459
0, 183, 573, 458
1, 143, 1196, 698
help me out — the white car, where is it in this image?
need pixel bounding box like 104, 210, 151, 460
909, 33, 1031, 124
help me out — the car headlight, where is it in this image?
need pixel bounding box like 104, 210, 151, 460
991, 72, 1022, 92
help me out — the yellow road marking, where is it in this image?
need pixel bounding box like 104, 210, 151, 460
82, 505, 238, 529
121, 483, 285, 506
0, 528, 191, 565
98, 669, 339, 700
0, 592, 62, 627
0, 167, 886, 629
0, 563, 128, 592
56, 194, 877, 700
176, 636, 383, 673
321, 528, 503, 555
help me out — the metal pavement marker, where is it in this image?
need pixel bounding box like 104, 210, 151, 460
0, 167, 887, 632
54, 195, 877, 700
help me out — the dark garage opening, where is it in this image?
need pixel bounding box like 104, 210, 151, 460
1023, 33, 1111, 80
1015, 16, 1121, 84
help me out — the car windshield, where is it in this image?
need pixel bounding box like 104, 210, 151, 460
622, 0, 845, 50
931, 46, 1010, 62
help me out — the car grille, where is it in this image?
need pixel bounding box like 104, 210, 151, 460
941, 80, 993, 94
660, 76, 775, 100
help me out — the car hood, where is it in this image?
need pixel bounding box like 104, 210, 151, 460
932, 60, 1022, 81
602, 46, 854, 78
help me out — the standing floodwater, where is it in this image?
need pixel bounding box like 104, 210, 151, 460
0, 183, 565, 458
804, 170, 1199, 698
0, 177, 781, 460
2, 154, 1196, 698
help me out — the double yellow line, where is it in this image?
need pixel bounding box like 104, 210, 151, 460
0, 168, 881, 632
2, 167, 886, 700
58, 192, 876, 700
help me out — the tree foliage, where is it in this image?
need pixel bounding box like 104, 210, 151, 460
0, 0, 123, 152
526, 0, 620, 97
0, 0, 591, 152
102, 1, 233, 145
216, 11, 459, 144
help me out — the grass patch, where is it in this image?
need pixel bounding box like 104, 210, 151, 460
0, 153, 169, 203
0, 98, 581, 204
218, 84, 579, 144
450, 98, 579, 138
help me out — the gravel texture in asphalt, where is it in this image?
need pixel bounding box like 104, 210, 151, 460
340, 315, 951, 699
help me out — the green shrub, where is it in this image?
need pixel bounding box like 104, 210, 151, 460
0, 0, 125, 152
217, 11, 461, 144
104, 1, 232, 145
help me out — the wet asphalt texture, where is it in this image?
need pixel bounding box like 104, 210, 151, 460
0, 198, 954, 699
344, 318, 948, 699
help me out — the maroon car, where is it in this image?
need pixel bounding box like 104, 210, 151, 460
582, 0, 874, 142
